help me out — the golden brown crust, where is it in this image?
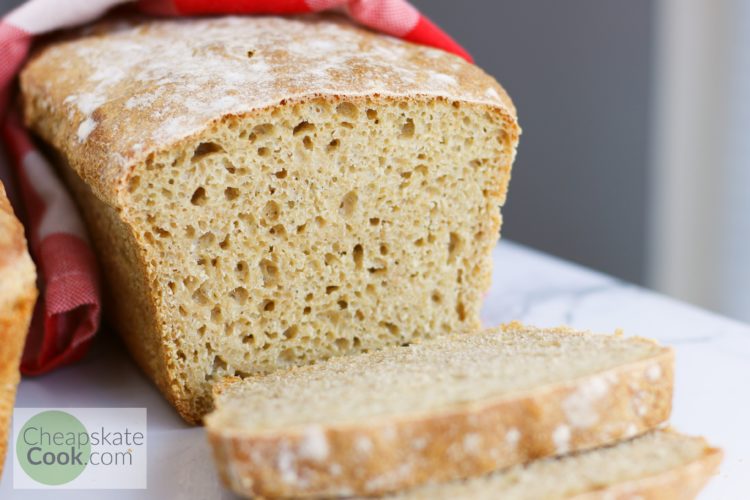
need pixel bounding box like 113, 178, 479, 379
571, 440, 722, 500
53, 154, 184, 421
205, 344, 674, 497
0, 183, 26, 267
20, 15, 518, 209
0, 182, 37, 476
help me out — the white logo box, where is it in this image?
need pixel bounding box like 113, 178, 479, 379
13, 408, 147, 490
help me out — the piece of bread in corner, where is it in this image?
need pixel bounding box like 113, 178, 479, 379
391, 430, 722, 500
0, 182, 37, 475
20, 15, 520, 424
205, 323, 674, 498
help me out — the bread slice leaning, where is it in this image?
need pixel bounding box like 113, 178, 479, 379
205, 323, 674, 498
391, 430, 722, 500
0, 182, 37, 475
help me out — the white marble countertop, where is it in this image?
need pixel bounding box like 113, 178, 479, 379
2, 240, 748, 498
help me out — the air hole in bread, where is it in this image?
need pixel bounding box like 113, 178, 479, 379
224, 187, 240, 200
211, 306, 222, 323
340, 190, 358, 217
211, 354, 227, 373
456, 301, 467, 321
380, 321, 399, 335
259, 259, 278, 286
278, 348, 295, 363
219, 234, 231, 250
336, 102, 358, 119
400, 118, 415, 138
352, 244, 363, 269
262, 201, 280, 222
192, 142, 224, 162
190, 187, 208, 206
261, 299, 275, 312
230, 287, 248, 304
293, 121, 316, 136
324, 253, 338, 266
128, 175, 141, 193
283, 326, 298, 340
334, 338, 350, 351
253, 123, 274, 136
448, 232, 463, 263
198, 231, 215, 248
192, 288, 209, 305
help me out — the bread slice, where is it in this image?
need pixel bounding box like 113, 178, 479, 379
392, 430, 722, 500
20, 15, 520, 423
205, 323, 673, 497
0, 182, 37, 475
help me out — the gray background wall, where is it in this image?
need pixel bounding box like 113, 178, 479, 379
1, 0, 654, 284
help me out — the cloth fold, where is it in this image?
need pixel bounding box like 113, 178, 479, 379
0, 0, 471, 375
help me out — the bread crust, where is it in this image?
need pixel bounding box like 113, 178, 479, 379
570, 438, 722, 500
390, 431, 722, 499
205, 338, 674, 497
0, 182, 37, 476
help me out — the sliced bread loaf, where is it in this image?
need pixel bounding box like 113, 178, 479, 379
393, 430, 722, 500
0, 182, 37, 475
205, 323, 673, 497
20, 16, 520, 423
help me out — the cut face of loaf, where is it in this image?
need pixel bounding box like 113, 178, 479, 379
132, 94, 512, 421
392, 431, 722, 500
205, 324, 674, 498
20, 16, 520, 423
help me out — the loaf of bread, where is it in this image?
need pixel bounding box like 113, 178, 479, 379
392, 430, 722, 500
0, 182, 37, 475
20, 16, 519, 423
205, 324, 674, 497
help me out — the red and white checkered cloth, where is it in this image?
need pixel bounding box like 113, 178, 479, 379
0, 0, 471, 375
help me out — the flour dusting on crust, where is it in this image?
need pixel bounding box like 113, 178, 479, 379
21, 15, 513, 202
